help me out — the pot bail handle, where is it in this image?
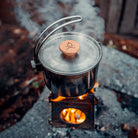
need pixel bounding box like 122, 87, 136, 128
31, 15, 82, 72
34, 15, 82, 59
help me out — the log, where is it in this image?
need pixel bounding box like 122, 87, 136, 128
106, 0, 123, 33
99, 0, 110, 26
120, 0, 138, 33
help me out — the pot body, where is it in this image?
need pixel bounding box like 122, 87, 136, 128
35, 32, 102, 98
43, 64, 99, 98
33, 16, 102, 98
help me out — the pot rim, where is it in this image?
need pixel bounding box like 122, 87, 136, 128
38, 32, 103, 76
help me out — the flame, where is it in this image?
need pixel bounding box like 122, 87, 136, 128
90, 88, 94, 94
78, 93, 88, 100
89, 81, 99, 95
50, 81, 99, 102
60, 108, 86, 124
94, 81, 99, 88
49, 96, 66, 102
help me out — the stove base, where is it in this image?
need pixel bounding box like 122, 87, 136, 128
49, 94, 94, 129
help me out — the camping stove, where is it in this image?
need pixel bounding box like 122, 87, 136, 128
31, 16, 102, 130
48, 87, 97, 129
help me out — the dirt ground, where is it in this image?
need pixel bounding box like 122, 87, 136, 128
0, 21, 44, 132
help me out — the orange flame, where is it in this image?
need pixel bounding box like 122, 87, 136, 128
60, 108, 86, 124
50, 81, 99, 102
49, 96, 66, 102
94, 81, 99, 88
78, 93, 88, 100
90, 88, 94, 94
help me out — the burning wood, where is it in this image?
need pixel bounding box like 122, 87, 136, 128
60, 108, 86, 124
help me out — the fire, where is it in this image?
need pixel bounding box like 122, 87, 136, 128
94, 81, 99, 88
90, 88, 94, 94
78, 93, 88, 100
78, 81, 99, 99
60, 108, 86, 124
49, 96, 66, 102
50, 81, 99, 102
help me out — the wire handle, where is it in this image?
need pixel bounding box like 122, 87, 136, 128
34, 15, 82, 59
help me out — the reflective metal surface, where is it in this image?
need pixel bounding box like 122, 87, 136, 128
38, 32, 102, 75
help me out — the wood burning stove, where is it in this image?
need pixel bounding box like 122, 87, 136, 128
31, 16, 102, 129
49, 87, 96, 129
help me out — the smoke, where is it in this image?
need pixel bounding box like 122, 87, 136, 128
69, 0, 105, 40
14, 0, 104, 40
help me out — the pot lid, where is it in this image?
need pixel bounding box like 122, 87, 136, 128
38, 32, 102, 75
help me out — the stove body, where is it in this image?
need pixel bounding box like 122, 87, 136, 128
49, 90, 95, 129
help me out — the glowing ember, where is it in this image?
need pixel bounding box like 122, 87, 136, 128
60, 108, 86, 124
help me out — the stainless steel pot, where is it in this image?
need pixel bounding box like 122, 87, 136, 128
31, 15, 102, 98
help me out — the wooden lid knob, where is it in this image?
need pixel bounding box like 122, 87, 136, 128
59, 40, 80, 57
